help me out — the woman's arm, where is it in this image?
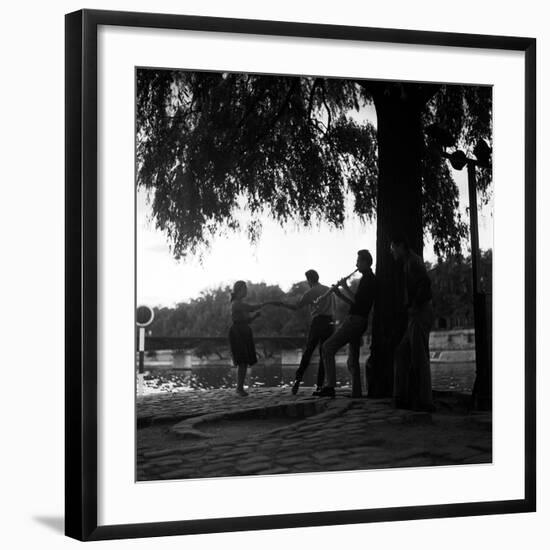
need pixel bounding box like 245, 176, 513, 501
264, 300, 299, 310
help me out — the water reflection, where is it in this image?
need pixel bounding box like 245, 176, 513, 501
140, 362, 475, 394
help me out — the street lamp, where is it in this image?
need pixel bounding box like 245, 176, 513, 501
426, 125, 492, 410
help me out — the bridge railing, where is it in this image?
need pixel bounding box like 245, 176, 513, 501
144, 335, 311, 352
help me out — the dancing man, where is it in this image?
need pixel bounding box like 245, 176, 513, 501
317, 250, 377, 398
271, 270, 335, 395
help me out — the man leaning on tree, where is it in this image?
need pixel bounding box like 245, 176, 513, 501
316, 250, 377, 399
390, 234, 435, 412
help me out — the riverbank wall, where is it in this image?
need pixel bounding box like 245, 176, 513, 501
142, 328, 476, 369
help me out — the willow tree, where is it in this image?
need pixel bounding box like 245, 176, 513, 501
137, 69, 492, 397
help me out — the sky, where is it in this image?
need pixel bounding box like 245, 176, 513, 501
136, 168, 493, 307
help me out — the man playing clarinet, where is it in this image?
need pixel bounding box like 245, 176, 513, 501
317, 250, 377, 398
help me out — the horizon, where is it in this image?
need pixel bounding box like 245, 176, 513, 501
137, 173, 493, 308
144, 248, 493, 310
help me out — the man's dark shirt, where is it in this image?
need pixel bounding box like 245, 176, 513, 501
403, 252, 432, 308
349, 269, 376, 317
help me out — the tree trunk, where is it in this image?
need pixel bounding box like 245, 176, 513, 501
367, 88, 425, 397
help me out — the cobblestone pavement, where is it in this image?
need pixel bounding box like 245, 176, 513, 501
137, 388, 492, 481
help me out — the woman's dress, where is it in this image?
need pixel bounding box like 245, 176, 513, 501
228, 301, 258, 366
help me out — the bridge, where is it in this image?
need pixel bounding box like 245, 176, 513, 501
142, 330, 473, 353
144, 335, 314, 352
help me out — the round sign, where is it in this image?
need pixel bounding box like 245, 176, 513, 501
136, 305, 155, 327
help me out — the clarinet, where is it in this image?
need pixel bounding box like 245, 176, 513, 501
313, 269, 359, 304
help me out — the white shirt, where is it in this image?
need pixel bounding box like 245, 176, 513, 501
298, 284, 335, 318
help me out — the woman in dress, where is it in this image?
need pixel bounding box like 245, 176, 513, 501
228, 281, 266, 396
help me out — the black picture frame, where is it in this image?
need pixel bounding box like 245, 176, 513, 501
65, 9, 537, 542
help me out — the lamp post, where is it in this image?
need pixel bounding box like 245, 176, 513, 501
427, 126, 492, 410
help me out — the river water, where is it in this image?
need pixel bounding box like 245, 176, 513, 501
140, 362, 476, 394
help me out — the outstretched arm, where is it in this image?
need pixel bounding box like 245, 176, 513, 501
274, 302, 299, 311
249, 311, 262, 322
263, 297, 307, 311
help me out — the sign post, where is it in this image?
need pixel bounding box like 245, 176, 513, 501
136, 305, 155, 374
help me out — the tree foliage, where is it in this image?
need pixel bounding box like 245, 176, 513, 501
137, 71, 377, 258
421, 84, 493, 256
137, 70, 491, 261
428, 249, 492, 329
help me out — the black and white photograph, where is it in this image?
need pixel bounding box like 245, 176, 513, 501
135, 69, 494, 482
0, 0, 539, 546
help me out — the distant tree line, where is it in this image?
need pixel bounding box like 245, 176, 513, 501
148, 279, 358, 339
429, 249, 492, 329
147, 250, 492, 338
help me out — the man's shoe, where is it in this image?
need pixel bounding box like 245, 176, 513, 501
312, 385, 323, 396
316, 387, 335, 398
291, 379, 301, 395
